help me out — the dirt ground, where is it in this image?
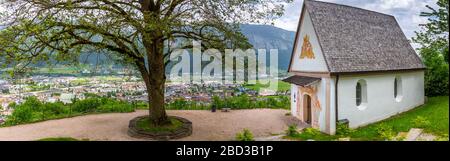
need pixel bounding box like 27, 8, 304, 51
0, 109, 305, 141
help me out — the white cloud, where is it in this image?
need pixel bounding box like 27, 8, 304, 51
273, 0, 304, 31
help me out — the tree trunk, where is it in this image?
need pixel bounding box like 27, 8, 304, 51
148, 39, 169, 125
138, 35, 169, 126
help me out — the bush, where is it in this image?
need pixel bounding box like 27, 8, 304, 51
376, 124, 395, 141
4, 97, 44, 125
43, 102, 67, 115
84, 93, 100, 98
3, 96, 137, 126
71, 98, 103, 113
5, 105, 34, 125
97, 101, 134, 113
210, 95, 289, 110
22, 96, 43, 110
8, 102, 17, 109
412, 116, 431, 128
168, 98, 188, 110
302, 128, 321, 136
286, 124, 299, 137
211, 96, 224, 109
236, 129, 254, 141
419, 47, 449, 96
336, 122, 354, 136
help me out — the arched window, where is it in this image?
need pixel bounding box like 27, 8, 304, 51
394, 76, 402, 101
394, 78, 398, 98
356, 79, 367, 109
356, 82, 362, 106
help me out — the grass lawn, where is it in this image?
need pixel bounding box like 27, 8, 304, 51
244, 80, 290, 92
287, 96, 449, 141
35, 67, 80, 74
136, 116, 183, 132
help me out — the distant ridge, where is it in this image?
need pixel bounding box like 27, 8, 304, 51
1, 24, 296, 72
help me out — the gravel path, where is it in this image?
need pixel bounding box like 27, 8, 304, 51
0, 109, 304, 141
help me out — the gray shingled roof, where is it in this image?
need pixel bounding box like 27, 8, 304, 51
282, 75, 321, 86
303, 0, 425, 73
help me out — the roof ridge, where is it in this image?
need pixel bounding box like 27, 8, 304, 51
305, 0, 395, 18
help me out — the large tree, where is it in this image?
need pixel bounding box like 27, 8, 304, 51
0, 0, 292, 125
413, 0, 449, 96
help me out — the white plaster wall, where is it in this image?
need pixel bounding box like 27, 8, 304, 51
290, 11, 329, 72
290, 84, 299, 118
329, 77, 337, 135
316, 78, 327, 132
337, 71, 425, 128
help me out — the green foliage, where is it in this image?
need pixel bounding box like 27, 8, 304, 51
28, 84, 51, 92
350, 96, 449, 140
42, 102, 68, 116
434, 134, 449, 141
97, 100, 134, 113
413, 0, 449, 96
302, 128, 321, 136
336, 122, 354, 136
420, 47, 449, 96
243, 80, 291, 92
3, 96, 136, 126
412, 116, 431, 128
6, 104, 34, 125
287, 97, 449, 141
83, 93, 100, 98
210, 95, 289, 110
167, 98, 210, 110
286, 127, 337, 141
22, 96, 43, 110
375, 124, 396, 141
51, 93, 61, 97
71, 98, 103, 113
285, 124, 299, 137
7, 102, 17, 109
236, 129, 254, 141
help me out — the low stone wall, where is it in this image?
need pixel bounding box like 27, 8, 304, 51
128, 116, 192, 140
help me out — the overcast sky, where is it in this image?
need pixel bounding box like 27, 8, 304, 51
274, 0, 438, 46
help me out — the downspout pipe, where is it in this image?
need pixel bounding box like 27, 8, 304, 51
335, 75, 339, 123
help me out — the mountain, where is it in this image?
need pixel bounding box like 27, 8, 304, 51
1, 24, 297, 72
240, 24, 296, 71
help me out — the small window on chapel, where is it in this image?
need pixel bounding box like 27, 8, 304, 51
394, 77, 403, 102
356, 82, 362, 106
356, 79, 367, 110
394, 78, 398, 97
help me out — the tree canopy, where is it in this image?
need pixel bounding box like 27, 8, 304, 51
0, 0, 292, 73
0, 0, 293, 125
413, 0, 449, 96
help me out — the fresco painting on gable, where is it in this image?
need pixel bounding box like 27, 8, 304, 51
300, 35, 315, 59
